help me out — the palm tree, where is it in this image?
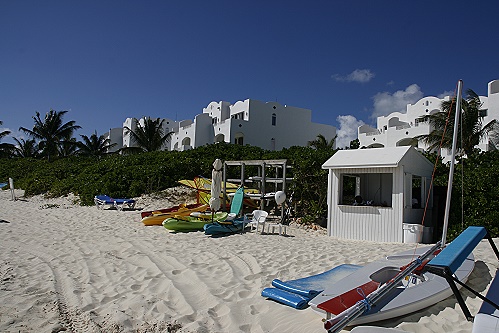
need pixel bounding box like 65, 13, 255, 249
0, 121, 15, 157
19, 110, 81, 161
307, 134, 337, 150
12, 137, 39, 158
416, 89, 498, 157
123, 117, 173, 153
59, 137, 79, 157
77, 131, 117, 156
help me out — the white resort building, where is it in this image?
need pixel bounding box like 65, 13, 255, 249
358, 79, 499, 157
106, 99, 337, 152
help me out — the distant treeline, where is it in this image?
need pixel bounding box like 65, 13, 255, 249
1, 142, 498, 241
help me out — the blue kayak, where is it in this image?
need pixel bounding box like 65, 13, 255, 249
204, 218, 246, 235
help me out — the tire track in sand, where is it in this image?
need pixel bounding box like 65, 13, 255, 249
2, 238, 101, 333
129, 238, 238, 332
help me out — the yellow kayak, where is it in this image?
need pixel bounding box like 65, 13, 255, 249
141, 204, 209, 226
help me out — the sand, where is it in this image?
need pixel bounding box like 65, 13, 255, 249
0, 188, 497, 333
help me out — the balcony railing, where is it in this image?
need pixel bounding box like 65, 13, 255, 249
365, 130, 381, 136
395, 124, 411, 130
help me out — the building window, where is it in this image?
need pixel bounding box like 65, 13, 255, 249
479, 109, 488, 117
271, 138, 276, 151
272, 113, 277, 126
215, 134, 224, 143
340, 173, 392, 207
234, 133, 244, 145
410, 175, 424, 209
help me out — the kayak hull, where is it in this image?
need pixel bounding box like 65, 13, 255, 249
163, 212, 228, 232
141, 204, 208, 225
204, 219, 246, 235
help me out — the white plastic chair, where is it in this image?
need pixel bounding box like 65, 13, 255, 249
247, 210, 268, 233
265, 219, 288, 236
266, 223, 287, 236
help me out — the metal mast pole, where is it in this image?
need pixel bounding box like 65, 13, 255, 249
441, 80, 463, 246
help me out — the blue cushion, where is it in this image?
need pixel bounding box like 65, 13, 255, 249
429, 226, 486, 274
478, 270, 499, 315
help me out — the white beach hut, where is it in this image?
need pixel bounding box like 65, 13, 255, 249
322, 146, 434, 243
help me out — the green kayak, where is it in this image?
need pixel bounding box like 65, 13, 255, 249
162, 212, 229, 232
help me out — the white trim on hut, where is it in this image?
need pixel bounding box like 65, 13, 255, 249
322, 146, 434, 243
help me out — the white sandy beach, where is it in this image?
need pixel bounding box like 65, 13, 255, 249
0, 188, 497, 333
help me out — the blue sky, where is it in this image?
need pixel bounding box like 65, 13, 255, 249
1, 1, 499, 148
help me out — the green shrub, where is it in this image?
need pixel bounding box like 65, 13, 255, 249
2, 144, 498, 240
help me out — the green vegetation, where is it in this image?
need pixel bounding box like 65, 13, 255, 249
76, 131, 117, 156
0, 143, 332, 223
19, 110, 81, 161
307, 134, 337, 150
1, 141, 498, 240
0, 120, 14, 158
446, 150, 499, 239
122, 117, 173, 154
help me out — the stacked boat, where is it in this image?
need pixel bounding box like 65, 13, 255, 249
141, 203, 208, 226
162, 211, 228, 232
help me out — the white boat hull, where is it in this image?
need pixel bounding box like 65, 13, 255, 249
308, 246, 475, 325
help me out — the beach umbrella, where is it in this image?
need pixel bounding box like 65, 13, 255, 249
209, 159, 223, 217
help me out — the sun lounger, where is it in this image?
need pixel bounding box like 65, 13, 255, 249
426, 226, 499, 322
94, 194, 136, 211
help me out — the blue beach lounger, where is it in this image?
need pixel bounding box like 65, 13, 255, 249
94, 194, 136, 211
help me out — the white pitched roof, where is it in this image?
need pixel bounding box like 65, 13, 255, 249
322, 146, 429, 169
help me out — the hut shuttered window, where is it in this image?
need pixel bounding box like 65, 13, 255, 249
340, 173, 393, 207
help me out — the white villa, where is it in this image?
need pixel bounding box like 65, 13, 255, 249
106, 99, 337, 152
358, 79, 499, 157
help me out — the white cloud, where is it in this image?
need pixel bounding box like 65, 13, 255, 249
332, 69, 375, 83
438, 90, 454, 99
0, 128, 25, 144
0, 127, 13, 138
335, 115, 365, 149
372, 84, 423, 118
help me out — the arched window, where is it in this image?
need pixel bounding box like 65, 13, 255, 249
214, 134, 225, 143
234, 132, 244, 145
272, 113, 277, 126
271, 138, 276, 151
